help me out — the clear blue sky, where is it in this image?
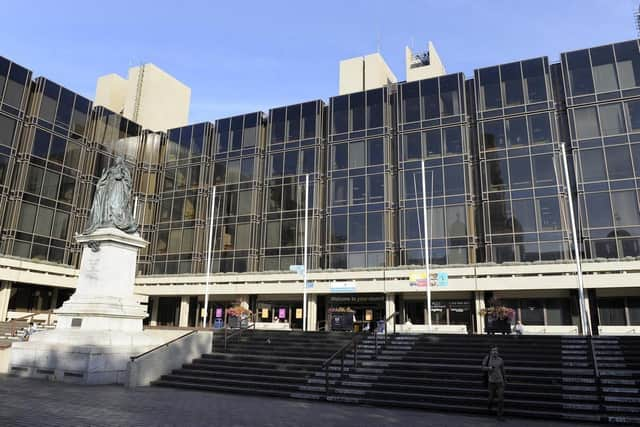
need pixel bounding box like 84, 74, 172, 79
1, 0, 638, 123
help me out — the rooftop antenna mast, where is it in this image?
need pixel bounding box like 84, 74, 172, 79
636, 3, 640, 36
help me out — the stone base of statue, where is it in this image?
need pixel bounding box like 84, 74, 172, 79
10, 228, 165, 384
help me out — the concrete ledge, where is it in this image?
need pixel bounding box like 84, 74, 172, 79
254, 322, 291, 331
521, 325, 579, 335
395, 324, 468, 334
127, 330, 212, 388
598, 326, 640, 335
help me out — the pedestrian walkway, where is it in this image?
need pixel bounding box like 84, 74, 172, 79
0, 376, 606, 427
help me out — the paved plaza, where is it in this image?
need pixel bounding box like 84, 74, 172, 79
0, 375, 606, 427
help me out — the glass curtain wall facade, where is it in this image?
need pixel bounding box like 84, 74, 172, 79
0, 58, 31, 251
210, 112, 265, 273
397, 73, 477, 266
475, 57, 572, 263
153, 123, 213, 274
563, 40, 640, 259
327, 88, 396, 269
3, 77, 90, 266
262, 101, 325, 271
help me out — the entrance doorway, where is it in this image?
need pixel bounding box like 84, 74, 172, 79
327, 294, 385, 331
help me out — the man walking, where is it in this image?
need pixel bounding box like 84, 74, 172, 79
482, 346, 506, 420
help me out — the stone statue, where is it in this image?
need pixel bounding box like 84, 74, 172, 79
84, 156, 138, 234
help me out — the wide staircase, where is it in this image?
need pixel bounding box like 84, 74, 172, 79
593, 336, 640, 424
152, 330, 354, 399
153, 330, 640, 424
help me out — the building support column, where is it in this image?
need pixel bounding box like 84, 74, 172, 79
150, 296, 159, 327
385, 293, 396, 332
50, 288, 59, 310
474, 291, 485, 335
307, 294, 317, 331
179, 295, 190, 327
0, 281, 11, 322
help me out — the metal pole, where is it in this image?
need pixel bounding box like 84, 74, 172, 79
421, 160, 432, 331
303, 175, 309, 332
203, 186, 216, 329
560, 143, 590, 336
133, 196, 139, 221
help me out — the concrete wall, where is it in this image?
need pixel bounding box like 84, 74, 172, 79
0, 345, 11, 373
94, 74, 127, 113
339, 53, 397, 95
405, 42, 446, 82
127, 330, 212, 388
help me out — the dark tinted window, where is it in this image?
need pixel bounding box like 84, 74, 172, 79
522, 58, 547, 102
367, 89, 384, 128
402, 82, 420, 123
439, 74, 460, 116
501, 62, 523, 106
421, 78, 439, 119
566, 50, 594, 96
479, 67, 501, 109
615, 41, 640, 89
590, 45, 619, 93
332, 96, 348, 134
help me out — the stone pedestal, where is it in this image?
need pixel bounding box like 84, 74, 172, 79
10, 228, 164, 384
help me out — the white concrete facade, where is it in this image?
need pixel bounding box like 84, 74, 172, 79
94, 63, 191, 132
405, 41, 446, 82
339, 53, 398, 95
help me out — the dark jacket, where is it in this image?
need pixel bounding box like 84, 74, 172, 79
482, 354, 506, 384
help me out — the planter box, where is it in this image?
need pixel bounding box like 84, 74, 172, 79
485, 317, 512, 334
330, 312, 354, 332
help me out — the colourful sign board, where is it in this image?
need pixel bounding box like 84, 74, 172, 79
215, 308, 223, 318
261, 308, 270, 319
295, 308, 303, 319
278, 308, 286, 319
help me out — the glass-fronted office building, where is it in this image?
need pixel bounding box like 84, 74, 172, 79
1, 39, 640, 334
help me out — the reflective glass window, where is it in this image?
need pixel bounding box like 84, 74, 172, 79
4, 65, 28, 108
42, 170, 59, 199
284, 151, 298, 175
270, 153, 283, 177
271, 108, 285, 143
591, 45, 619, 93
488, 159, 509, 190
626, 100, 640, 130
632, 144, 640, 176
65, 141, 81, 170
581, 148, 606, 181
522, 58, 547, 103
34, 206, 53, 236
421, 78, 439, 119
216, 119, 229, 153
302, 148, 315, 173
501, 62, 524, 106
368, 174, 384, 202
404, 133, 421, 160
402, 82, 420, 123
332, 143, 348, 170
425, 129, 441, 157
230, 116, 243, 150
479, 67, 501, 109
506, 116, 528, 147
368, 137, 383, 165
348, 140, 365, 168
606, 146, 634, 180
226, 160, 240, 183
350, 92, 365, 131
574, 107, 600, 139
243, 114, 257, 148
0, 114, 16, 147
17, 203, 36, 233
268, 186, 281, 211
367, 89, 384, 128
537, 197, 561, 230
331, 215, 347, 243
585, 193, 613, 227
58, 175, 74, 203
367, 212, 383, 241
32, 129, 50, 158
0, 154, 7, 183
528, 113, 552, 144
235, 223, 251, 249
532, 154, 556, 186
444, 164, 464, 195
40, 82, 58, 123
446, 205, 467, 237
350, 176, 365, 204
611, 191, 640, 226
266, 221, 280, 247
349, 213, 365, 242
512, 199, 537, 233
302, 102, 316, 139
599, 298, 626, 325
183, 196, 196, 219
509, 156, 532, 188
56, 89, 73, 126
287, 105, 300, 141
332, 96, 348, 134
615, 41, 640, 90
332, 178, 348, 206
483, 120, 505, 150
600, 103, 626, 136
444, 126, 463, 154
566, 50, 594, 96
490, 201, 512, 233
52, 211, 69, 239
439, 74, 460, 116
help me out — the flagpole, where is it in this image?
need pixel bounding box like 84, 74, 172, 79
203, 186, 216, 329
421, 160, 432, 331
560, 143, 590, 335
303, 174, 309, 332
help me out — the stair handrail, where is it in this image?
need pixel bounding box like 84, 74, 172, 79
129, 329, 197, 361
373, 311, 399, 358
321, 329, 371, 399
317, 320, 327, 331
220, 312, 257, 352
588, 336, 606, 423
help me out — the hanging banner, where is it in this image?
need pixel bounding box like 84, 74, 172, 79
409, 271, 448, 287
278, 308, 286, 319
215, 308, 223, 318
365, 309, 373, 321
295, 308, 303, 319
261, 308, 270, 319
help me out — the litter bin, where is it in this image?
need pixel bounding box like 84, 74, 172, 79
377, 320, 385, 333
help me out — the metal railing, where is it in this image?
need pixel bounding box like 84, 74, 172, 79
130, 330, 197, 361
212, 312, 257, 352
322, 329, 370, 399
317, 320, 327, 331
8, 310, 54, 336
588, 336, 606, 423
373, 311, 399, 358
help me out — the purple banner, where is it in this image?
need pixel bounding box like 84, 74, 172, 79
215, 308, 223, 318
278, 308, 286, 319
